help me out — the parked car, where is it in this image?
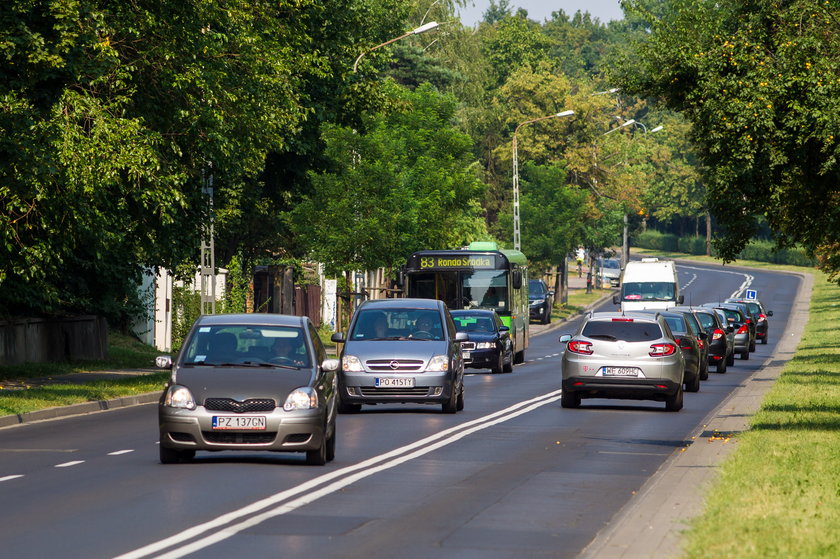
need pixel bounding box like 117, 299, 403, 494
528, 279, 554, 324
725, 298, 773, 344
673, 306, 732, 373
156, 314, 338, 465
599, 257, 622, 287
559, 311, 686, 411
331, 298, 468, 413
634, 309, 703, 391
451, 309, 513, 374
704, 304, 751, 360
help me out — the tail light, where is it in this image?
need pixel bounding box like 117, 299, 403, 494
758, 313, 767, 323
745, 318, 752, 324
737, 324, 748, 335
678, 337, 693, 351
567, 340, 594, 355
698, 339, 705, 350
712, 329, 724, 340
650, 343, 677, 357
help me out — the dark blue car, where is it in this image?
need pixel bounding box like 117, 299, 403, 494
451, 310, 513, 374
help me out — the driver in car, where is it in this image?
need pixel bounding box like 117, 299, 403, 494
271, 337, 306, 366
411, 316, 436, 338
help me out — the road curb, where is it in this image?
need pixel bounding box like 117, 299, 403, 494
579, 269, 813, 558
0, 391, 161, 429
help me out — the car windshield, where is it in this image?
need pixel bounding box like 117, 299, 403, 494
452, 314, 495, 333
182, 325, 310, 368
581, 320, 662, 342
621, 281, 675, 301
350, 309, 444, 341
529, 280, 546, 296
603, 259, 620, 269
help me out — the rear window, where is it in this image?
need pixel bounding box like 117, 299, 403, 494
581, 320, 662, 342
695, 312, 716, 329
663, 316, 687, 335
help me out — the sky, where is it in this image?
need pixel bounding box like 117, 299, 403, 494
457, 0, 626, 26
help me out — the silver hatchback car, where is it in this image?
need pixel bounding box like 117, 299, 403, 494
157, 314, 338, 465
331, 298, 468, 413
559, 312, 686, 411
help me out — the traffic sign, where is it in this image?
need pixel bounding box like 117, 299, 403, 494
745, 289, 757, 300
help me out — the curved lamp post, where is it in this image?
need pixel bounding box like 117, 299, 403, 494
512, 110, 575, 251
353, 21, 440, 73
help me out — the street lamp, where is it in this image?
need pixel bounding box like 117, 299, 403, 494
512, 109, 575, 251
353, 21, 440, 72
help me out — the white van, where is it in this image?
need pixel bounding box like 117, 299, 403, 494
613, 257, 683, 312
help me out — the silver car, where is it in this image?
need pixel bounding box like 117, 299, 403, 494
559, 312, 686, 411
331, 298, 468, 413
157, 314, 338, 465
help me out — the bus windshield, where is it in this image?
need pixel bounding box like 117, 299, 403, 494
463, 270, 508, 312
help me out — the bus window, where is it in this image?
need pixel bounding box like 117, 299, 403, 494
463, 270, 508, 312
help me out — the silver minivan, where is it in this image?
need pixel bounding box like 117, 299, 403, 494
331, 298, 468, 413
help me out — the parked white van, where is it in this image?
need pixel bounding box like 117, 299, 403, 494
613, 257, 683, 312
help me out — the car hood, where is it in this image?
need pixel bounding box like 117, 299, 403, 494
342, 339, 449, 361
174, 366, 314, 403
461, 332, 499, 342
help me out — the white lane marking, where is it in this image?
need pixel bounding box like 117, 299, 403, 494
676, 264, 753, 299
55, 461, 85, 468
0, 475, 24, 482
108, 450, 135, 456
681, 272, 698, 290
114, 390, 563, 559
0, 448, 78, 453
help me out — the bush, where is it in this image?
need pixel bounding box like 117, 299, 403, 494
635, 230, 815, 266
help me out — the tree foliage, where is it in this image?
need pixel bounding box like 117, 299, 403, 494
615, 0, 840, 279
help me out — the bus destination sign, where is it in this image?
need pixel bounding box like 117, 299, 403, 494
417, 254, 498, 270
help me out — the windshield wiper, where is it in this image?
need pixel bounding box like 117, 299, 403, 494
588, 334, 618, 341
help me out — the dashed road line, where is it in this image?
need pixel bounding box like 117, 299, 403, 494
55, 460, 85, 468
0, 475, 24, 482
108, 450, 135, 456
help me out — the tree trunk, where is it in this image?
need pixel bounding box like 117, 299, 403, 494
705, 212, 712, 256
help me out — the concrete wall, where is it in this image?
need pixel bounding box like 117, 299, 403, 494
0, 316, 108, 366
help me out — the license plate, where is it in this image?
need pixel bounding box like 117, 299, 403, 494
601, 367, 640, 377
212, 416, 267, 430
462, 351, 471, 359
375, 377, 415, 388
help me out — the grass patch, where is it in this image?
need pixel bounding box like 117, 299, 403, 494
681, 268, 840, 558
550, 287, 615, 322
0, 373, 169, 416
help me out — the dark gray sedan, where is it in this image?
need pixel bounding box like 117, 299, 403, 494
156, 314, 338, 465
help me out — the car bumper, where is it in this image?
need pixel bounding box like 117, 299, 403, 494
529, 303, 547, 320
339, 371, 456, 405
562, 377, 681, 401
159, 406, 327, 452
706, 339, 728, 362
463, 348, 499, 368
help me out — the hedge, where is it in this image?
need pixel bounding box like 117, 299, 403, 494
635, 230, 816, 267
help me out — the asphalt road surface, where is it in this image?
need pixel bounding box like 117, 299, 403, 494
0, 262, 802, 559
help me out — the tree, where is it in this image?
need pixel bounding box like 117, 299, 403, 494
615, 0, 840, 280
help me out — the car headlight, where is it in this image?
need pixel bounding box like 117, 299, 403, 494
163, 384, 196, 410
476, 342, 495, 349
342, 355, 364, 372
529, 300, 541, 306
426, 355, 449, 372
283, 387, 318, 411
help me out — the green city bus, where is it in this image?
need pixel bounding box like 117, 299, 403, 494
403, 241, 530, 363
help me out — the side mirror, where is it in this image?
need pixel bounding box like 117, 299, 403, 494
396, 265, 406, 289
767, 310, 774, 317
727, 325, 735, 333
677, 295, 685, 304
613, 295, 620, 305
330, 332, 346, 343
698, 332, 708, 341
321, 358, 340, 372
455, 332, 469, 342
548, 289, 555, 296
558, 334, 571, 344
155, 355, 173, 369
498, 325, 510, 332
512, 270, 522, 289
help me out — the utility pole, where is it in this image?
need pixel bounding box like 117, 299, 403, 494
200, 163, 216, 315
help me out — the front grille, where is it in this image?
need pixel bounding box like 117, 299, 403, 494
461, 342, 476, 351
203, 432, 276, 444
365, 359, 424, 372
359, 387, 431, 397
204, 398, 276, 413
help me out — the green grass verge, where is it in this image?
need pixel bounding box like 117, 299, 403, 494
647, 256, 840, 557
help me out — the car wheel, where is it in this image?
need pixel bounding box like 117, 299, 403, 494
503, 349, 514, 373
741, 349, 750, 360
542, 304, 551, 324
306, 437, 327, 466
160, 446, 194, 464
749, 341, 756, 352
716, 358, 727, 373
665, 383, 684, 412
441, 386, 458, 414
514, 349, 525, 364
700, 361, 709, 381
337, 398, 361, 414
761, 336, 768, 345
685, 369, 700, 393
560, 390, 581, 408
456, 383, 465, 411
726, 351, 735, 366
325, 419, 336, 462
491, 351, 504, 374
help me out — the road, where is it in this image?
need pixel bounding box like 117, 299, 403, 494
0, 262, 802, 559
